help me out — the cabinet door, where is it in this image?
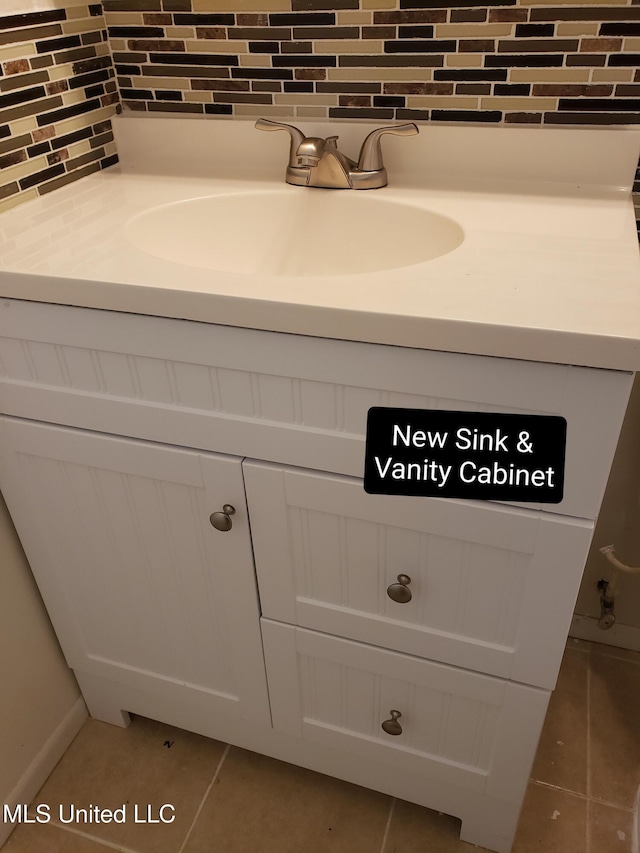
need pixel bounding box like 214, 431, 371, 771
244, 461, 593, 689
0, 417, 270, 726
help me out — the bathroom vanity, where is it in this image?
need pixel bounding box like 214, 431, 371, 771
0, 116, 639, 853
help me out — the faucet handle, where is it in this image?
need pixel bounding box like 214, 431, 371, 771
255, 118, 305, 167
255, 117, 303, 136
357, 123, 419, 172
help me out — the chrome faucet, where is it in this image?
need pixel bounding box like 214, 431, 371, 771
255, 118, 418, 190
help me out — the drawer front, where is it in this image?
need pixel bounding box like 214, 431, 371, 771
262, 619, 549, 805
0, 299, 631, 519
245, 462, 593, 689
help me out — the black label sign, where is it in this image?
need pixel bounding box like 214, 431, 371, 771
364, 408, 566, 503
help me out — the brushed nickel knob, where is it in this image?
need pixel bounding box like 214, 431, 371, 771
382, 710, 403, 736
386, 574, 412, 603
209, 504, 236, 532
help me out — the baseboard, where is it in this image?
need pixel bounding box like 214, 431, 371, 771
0, 696, 88, 848
570, 614, 640, 653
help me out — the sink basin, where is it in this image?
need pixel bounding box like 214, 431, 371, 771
124, 190, 464, 277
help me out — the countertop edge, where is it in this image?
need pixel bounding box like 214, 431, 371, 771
2, 272, 639, 374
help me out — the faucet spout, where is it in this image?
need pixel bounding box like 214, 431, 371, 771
295, 136, 327, 167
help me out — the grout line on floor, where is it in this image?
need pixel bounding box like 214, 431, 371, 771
379, 797, 396, 853
528, 778, 587, 799
528, 779, 635, 814
588, 797, 635, 813
177, 742, 230, 853
44, 824, 140, 853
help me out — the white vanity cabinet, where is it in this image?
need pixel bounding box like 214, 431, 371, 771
0, 297, 633, 853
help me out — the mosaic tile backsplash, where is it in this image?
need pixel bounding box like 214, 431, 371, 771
0, 1, 639, 219
105, 0, 640, 127
0, 4, 118, 212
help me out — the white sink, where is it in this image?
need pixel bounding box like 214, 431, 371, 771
124, 190, 464, 277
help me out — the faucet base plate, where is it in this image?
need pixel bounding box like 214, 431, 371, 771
285, 166, 388, 190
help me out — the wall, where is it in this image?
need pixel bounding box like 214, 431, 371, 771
0, 493, 84, 845
106, 0, 640, 230
2, 1, 639, 209
103, 0, 640, 125
0, 2, 119, 213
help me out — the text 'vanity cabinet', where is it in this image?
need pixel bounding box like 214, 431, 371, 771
0, 298, 632, 852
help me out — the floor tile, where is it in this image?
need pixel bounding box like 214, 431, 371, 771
589, 653, 640, 809
182, 746, 391, 853
588, 800, 634, 853
512, 783, 587, 852
531, 648, 589, 795
3, 823, 112, 852
31, 715, 226, 853
382, 798, 487, 852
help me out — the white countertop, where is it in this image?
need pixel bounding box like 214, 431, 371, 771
1, 115, 639, 371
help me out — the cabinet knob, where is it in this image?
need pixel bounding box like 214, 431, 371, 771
381, 710, 403, 736
209, 504, 236, 532
386, 574, 412, 603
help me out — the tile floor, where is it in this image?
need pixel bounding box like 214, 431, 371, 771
2, 638, 639, 853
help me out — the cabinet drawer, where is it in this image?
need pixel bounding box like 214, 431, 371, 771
245, 462, 592, 689
262, 619, 549, 806
0, 299, 631, 519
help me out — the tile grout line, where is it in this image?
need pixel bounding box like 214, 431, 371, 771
177, 742, 230, 853
379, 797, 396, 853
529, 779, 635, 813
36, 823, 140, 853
